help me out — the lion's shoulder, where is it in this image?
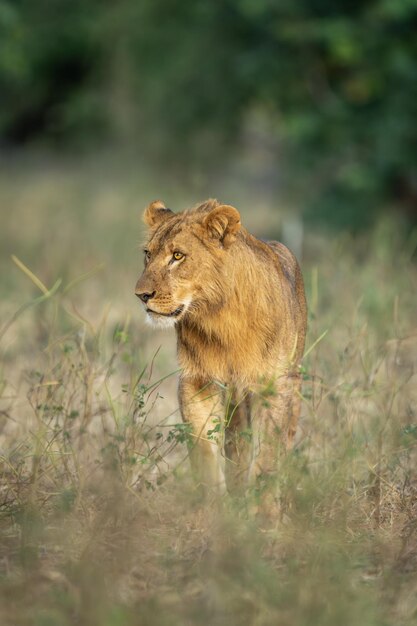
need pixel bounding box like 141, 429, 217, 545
264, 241, 299, 289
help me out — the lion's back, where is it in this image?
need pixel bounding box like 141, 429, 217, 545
266, 240, 307, 357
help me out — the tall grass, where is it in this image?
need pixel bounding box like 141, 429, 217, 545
1, 156, 417, 625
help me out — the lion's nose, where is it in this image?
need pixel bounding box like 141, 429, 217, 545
136, 290, 156, 304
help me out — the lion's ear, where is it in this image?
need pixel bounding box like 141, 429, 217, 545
143, 200, 174, 228
202, 205, 241, 246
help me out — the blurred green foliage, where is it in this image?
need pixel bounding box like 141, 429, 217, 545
1, 0, 416, 229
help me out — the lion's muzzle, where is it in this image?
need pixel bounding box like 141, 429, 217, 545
135, 274, 156, 304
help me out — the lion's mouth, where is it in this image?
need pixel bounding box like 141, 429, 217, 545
146, 305, 184, 318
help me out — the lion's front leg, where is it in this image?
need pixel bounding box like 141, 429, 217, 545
224, 391, 252, 493
249, 374, 301, 516
178, 376, 226, 494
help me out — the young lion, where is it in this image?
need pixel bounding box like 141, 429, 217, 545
135, 199, 307, 496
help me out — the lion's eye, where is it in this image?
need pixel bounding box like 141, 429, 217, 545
172, 251, 184, 261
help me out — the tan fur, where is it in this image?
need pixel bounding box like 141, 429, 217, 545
135, 199, 307, 497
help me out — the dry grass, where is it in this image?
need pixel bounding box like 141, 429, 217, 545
1, 154, 417, 626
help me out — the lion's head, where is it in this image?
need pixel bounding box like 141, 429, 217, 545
135, 199, 241, 328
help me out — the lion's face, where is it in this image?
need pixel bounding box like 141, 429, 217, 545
136, 228, 205, 328
135, 200, 241, 328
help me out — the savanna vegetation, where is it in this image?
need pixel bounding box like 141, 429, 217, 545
0, 158, 416, 626
1, 1, 417, 624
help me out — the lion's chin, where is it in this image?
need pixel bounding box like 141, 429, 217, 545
145, 313, 177, 329
145, 303, 188, 329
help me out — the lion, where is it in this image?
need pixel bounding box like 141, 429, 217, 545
135, 199, 307, 499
